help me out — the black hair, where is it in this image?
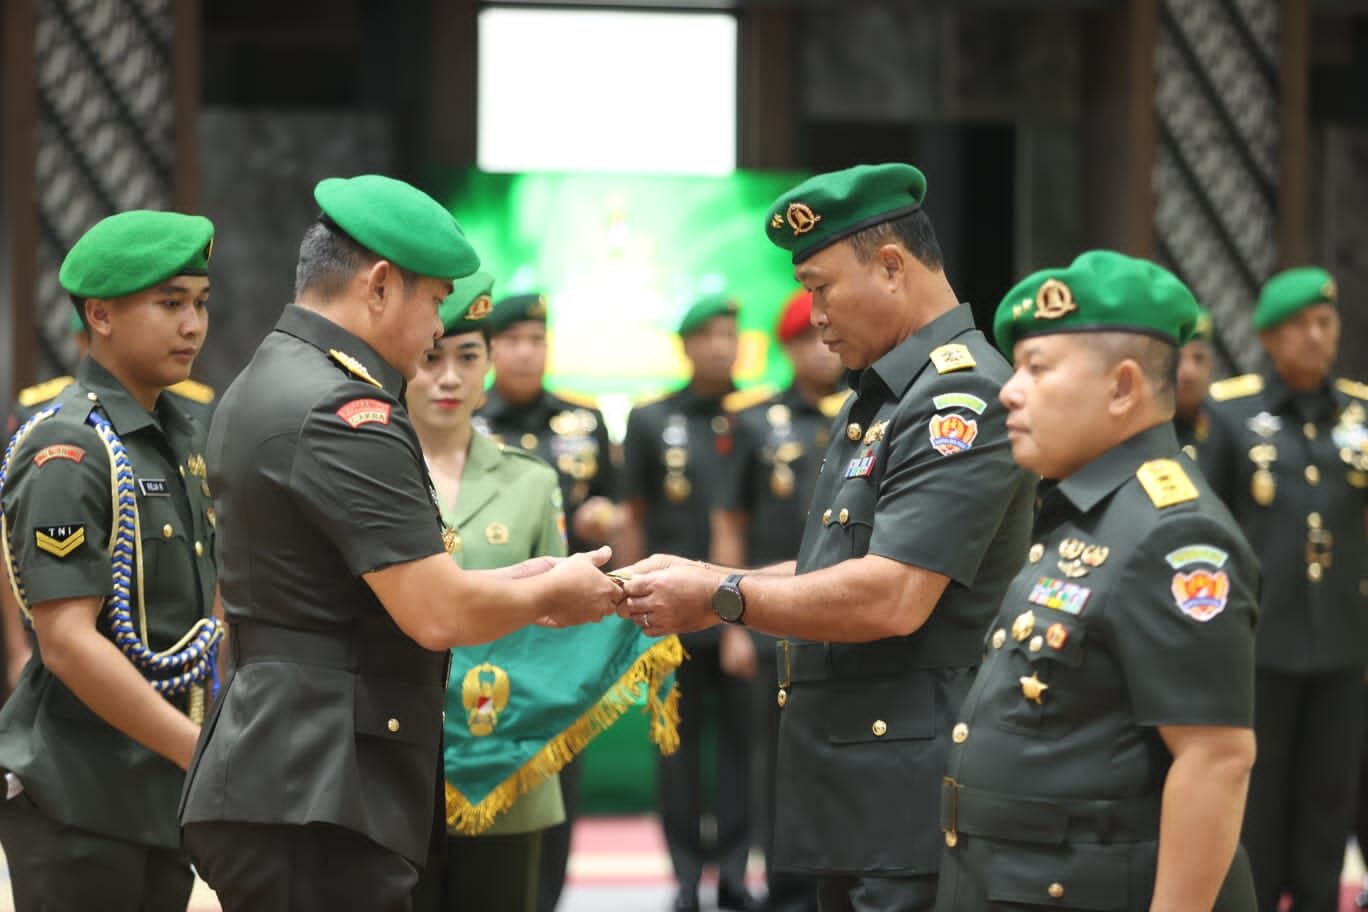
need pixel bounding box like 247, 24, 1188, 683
294, 218, 420, 298
847, 209, 944, 272
1091, 331, 1178, 412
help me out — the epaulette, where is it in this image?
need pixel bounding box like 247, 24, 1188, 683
167, 378, 215, 405
1135, 458, 1199, 509
328, 349, 382, 389
553, 389, 600, 411
723, 385, 776, 414
17, 376, 75, 408
818, 390, 853, 418
1335, 378, 1368, 401
929, 343, 976, 374
1208, 374, 1264, 402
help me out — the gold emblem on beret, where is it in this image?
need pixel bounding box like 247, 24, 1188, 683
785, 202, 822, 236
1034, 279, 1077, 320
467, 294, 492, 320
204, 237, 215, 262
529, 296, 548, 318
485, 522, 510, 545
770, 213, 784, 229
462, 663, 510, 737
1323, 278, 1338, 302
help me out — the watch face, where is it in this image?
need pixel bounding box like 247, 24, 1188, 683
713, 586, 744, 622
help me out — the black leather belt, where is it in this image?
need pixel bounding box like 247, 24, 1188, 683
940, 777, 1161, 846
231, 621, 445, 686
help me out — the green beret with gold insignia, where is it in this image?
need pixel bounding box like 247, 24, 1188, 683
993, 250, 1200, 356
487, 293, 548, 336
440, 271, 495, 337
765, 163, 927, 263
1254, 266, 1336, 331
677, 293, 739, 337
314, 174, 479, 280
59, 210, 214, 300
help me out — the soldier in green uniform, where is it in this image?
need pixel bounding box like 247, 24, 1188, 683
1197, 266, 1368, 912
407, 273, 568, 911
0, 210, 223, 912
619, 291, 760, 912
178, 174, 624, 912
712, 288, 845, 912
1174, 307, 1213, 458
474, 290, 620, 912
618, 163, 1035, 912
936, 250, 1259, 911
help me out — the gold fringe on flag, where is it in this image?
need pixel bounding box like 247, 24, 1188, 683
445, 634, 686, 835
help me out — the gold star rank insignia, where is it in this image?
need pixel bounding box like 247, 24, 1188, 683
1020, 672, 1049, 704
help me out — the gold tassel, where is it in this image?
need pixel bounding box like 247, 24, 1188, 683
445, 635, 687, 834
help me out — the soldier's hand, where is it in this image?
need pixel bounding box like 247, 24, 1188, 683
617, 553, 680, 577
619, 564, 719, 636
538, 547, 623, 628
719, 625, 757, 679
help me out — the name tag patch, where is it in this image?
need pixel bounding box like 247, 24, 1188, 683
138, 478, 170, 496
34, 524, 85, 559
1027, 576, 1091, 615
337, 398, 392, 428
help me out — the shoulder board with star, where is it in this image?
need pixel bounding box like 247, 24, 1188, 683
328, 349, 383, 389
818, 390, 853, 418
167, 378, 215, 405
1335, 378, 1368, 401
723, 385, 777, 414
552, 389, 601, 412
17, 376, 75, 409
929, 343, 976, 375
1208, 374, 1264, 402
1135, 458, 1200, 509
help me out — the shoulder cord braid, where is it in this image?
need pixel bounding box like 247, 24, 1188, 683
1, 404, 222, 698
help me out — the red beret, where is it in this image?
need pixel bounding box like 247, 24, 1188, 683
776, 290, 814, 343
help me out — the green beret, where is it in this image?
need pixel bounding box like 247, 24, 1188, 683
314, 174, 479, 280
59, 210, 214, 299
765, 163, 927, 263
440, 271, 495, 336
1189, 307, 1213, 343
1254, 266, 1336, 330
487, 293, 548, 335
677, 293, 739, 337
993, 250, 1200, 355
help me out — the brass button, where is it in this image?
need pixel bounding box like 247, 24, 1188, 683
777, 688, 788, 708
201, 480, 211, 497
442, 711, 446, 722
387, 718, 400, 733
1305, 465, 1320, 485
179, 466, 186, 477
991, 628, 1006, 649
711, 416, 730, 435
194, 541, 204, 557
1048, 883, 1065, 900
1029, 635, 1044, 653
162, 524, 174, 539
1304, 422, 1317, 440
952, 722, 969, 743
838, 507, 849, 525
86, 392, 98, 401
1308, 563, 1324, 582
520, 433, 538, 450
846, 423, 862, 442
944, 830, 958, 847
872, 719, 887, 737
1308, 512, 1322, 529
1028, 543, 1044, 563
822, 509, 832, 526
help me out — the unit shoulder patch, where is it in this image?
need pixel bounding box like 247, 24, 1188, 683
328, 349, 383, 389
1209, 374, 1264, 402
17, 376, 75, 409
34, 524, 86, 558
167, 378, 216, 405
32, 444, 86, 467
723, 386, 777, 414
1136, 459, 1200, 509
336, 398, 392, 428
818, 390, 853, 419
1335, 378, 1368, 401
929, 344, 976, 375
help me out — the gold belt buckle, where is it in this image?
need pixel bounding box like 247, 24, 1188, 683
942, 776, 959, 847
777, 640, 792, 708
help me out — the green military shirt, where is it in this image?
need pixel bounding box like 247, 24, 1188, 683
440, 432, 566, 835
937, 424, 1258, 911
1197, 371, 1368, 673
774, 303, 1035, 876
0, 357, 216, 849
715, 384, 847, 568
9, 376, 216, 438
179, 305, 451, 864
475, 388, 615, 554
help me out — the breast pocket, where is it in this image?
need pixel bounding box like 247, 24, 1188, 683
830, 477, 877, 559
137, 497, 196, 608
997, 616, 1087, 738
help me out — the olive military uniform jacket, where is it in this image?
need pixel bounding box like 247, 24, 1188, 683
1197, 371, 1368, 673
440, 431, 566, 835
9, 375, 216, 437
0, 358, 217, 848
179, 306, 450, 864
775, 304, 1034, 876
937, 424, 1259, 911
475, 388, 615, 555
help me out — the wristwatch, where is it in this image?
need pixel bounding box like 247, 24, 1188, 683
712, 573, 747, 624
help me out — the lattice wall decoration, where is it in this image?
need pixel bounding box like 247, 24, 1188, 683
1154, 0, 1278, 374
34, 0, 173, 375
